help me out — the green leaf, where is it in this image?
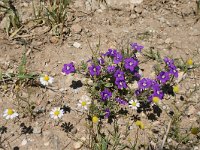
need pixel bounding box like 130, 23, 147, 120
105, 82, 113, 88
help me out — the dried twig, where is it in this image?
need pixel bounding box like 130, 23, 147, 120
160, 119, 172, 150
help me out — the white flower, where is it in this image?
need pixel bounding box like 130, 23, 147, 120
49, 107, 64, 119
3, 109, 19, 119
40, 74, 54, 86
129, 99, 140, 110
77, 95, 91, 111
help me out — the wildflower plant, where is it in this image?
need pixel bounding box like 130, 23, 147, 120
63, 42, 182, 149
3, 109, 18, 120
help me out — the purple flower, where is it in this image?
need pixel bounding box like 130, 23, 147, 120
104, 49, 117, 57
138, 78, 152, 89
169, 66, 178, 78
88, 65, 101, 76
148, 89, 164, 102
135, 89, 141, 96
104, 108, 110, 119
134, 72, 142, 79
151, 80, 160, 90
113, 52, 123, 64
115, 79, 127, 89
107, 65, 116, 73
98, 58, 105, 65
100, 89, 112, 101
164, 57, 174, 67
157, 71, 170, 84
115, 97, 127, 105
62, 62, 75, 74
153, 88, 164, 100
124, 58, 138, 72
114, 69, 125, 80
130, 43, 144, 52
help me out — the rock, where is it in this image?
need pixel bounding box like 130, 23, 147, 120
130, 14, 137, 19
73, 34, 81, 40
31, 40, 43, 47
50, 36, 59, 44
194, 146, 199, 150
44, 142, 50, 146
157, 39, 164, 45
0, 16, 9, 30
71, 24, 82, 34
74, 0, 85, 8
187, 105, 196, 116
130, 0, 143, 4
87, 79, 93, 85
71, 127, 78, 134
21, 139, 28, 146
80, 137, 86, 142
73, 141, 83, 149
165, 38, 173, 44
197, 111, 200, 116
135, 7, 143, 14
33, 126, 42, 134
106, 0, 143, 10
73, 42, 81, 48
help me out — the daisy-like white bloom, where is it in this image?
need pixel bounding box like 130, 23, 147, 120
3, 109, 19, 119
129, 99, 140, 110
49, 107, 64, 119
40, 74, 54, 86
77, 95, 91, 111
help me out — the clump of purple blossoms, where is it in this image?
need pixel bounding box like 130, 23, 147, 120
148, 85, 164, 101
104, 108, 111, 119
169, 66, 178, 78
164, 57, 178, 78
164, 57, 174, 67
115, 97, 127, 105
100, 89, 112, 101
138, 78, 152, 90
124, 57, 138, 72
157, 71, 170, 84
130, 43, 144, 52
115, 79, 127, 89
113, 52, 123, 64
107, 65, 116, 73
114, 69, 125, 80
62, 62, 75, 74
88, 64, 101, 76
104, 49, 117, 57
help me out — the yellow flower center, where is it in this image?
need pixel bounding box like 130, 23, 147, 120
54, 110, 60, 116
43, 75, 49, 81
173, 85, 179, 93
92, 116, 99, 123
7, 109, 14, 115
135, 120, 144, 130
191, 127, 199, 135
132, 102, 137, 106
187, 59, 193, 66
152, 97, 160, 104
81, 101, 87, 106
